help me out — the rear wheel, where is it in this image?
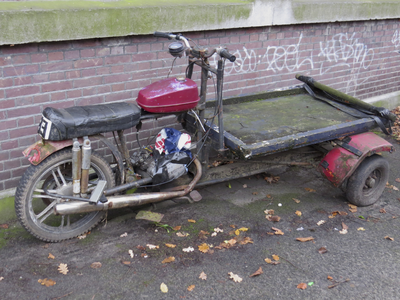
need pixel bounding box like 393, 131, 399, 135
15, 148, 115, 242
345, 155, 389, 207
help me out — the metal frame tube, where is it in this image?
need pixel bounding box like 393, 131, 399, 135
80, 136, 91, 195
72, 139, 81, 196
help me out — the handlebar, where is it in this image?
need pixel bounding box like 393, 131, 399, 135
154, 31, 174, 39
154, 31, 237, 63
217, 48, 236, 62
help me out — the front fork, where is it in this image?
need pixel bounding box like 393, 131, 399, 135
72, 136, 91, 197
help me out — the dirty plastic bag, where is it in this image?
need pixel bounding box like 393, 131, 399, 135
151, 128, 192, 185
152, 152, 191, 184
155, 128, 192, 157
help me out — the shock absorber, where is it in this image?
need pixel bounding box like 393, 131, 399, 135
81, 136, 91, 196
72, 138, 82, 196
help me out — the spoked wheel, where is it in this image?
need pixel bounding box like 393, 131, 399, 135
345, 155, 389, 207
15, 148, 115, 242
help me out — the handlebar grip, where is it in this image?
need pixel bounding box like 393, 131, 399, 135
219, 49, 236, 62
154, 31, 173, 39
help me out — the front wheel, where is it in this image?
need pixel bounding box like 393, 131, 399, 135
15, 148, 115, 242
345, 155, 389, 207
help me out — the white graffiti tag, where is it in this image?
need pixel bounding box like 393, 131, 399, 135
392, 30, 400, 49
212, 31, 379, 95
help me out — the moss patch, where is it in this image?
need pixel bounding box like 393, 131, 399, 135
0, 196, 16, 223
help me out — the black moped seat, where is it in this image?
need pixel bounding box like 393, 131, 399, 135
38, 102, 141, 141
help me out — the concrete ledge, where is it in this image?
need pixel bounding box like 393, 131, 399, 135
365, 90, 400, 110
1, 0, 400, 45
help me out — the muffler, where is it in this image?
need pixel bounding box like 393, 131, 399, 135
54, 158, 202, 215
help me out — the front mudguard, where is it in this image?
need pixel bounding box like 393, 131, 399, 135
319, 132, 394, 187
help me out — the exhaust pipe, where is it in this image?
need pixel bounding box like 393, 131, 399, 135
54, 158, 202, 215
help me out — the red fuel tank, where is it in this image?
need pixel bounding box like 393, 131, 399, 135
136, 77, 200, 113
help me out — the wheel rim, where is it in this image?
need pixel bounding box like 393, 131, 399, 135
362, 169, 381, 197
28, 158, 107, 235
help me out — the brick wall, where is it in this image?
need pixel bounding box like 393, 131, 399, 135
1, 19, 400, 191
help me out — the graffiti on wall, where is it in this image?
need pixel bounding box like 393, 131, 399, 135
210, 31, 390, 95
392, 30, 400, 51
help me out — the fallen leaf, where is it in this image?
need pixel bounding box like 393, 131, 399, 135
272, 254, 280, 261
339, 229, 348, 234
160, 282, 168, 293
327, 275, 333, 280
296, 237, 314, 242
318, 247, 328, 254
176, 232, 189, 237
211, 232, 217, 237
264, 176, 280, 184
293, 198, 300, 203
173, 225, 181, 231
252, 192, 258, 195
188, 219, 196, 223
137, 245, 146, 251
395, 178, 400, 183
308, 282, 314, 286
384, 236, 394, 241
77, 234, 87, 240
380, 208, 387, 213
129, 249, 134, 258
304, 188, 316, 192
328, 215, 335, 219
338, 211, 348, 216
295, 210, 302, 217
0, 277, 3, 281
228, 182, 231, 188
162, 256, 175, 264
48, 253, 55, 260
266, 194, 272, 199
58, 263, 68, 275
38, 278, 56, 287
199, 230, 210, 239
234, 227, 249, 236
264, 257, 280, 265
357, 227, 365, 231
141, 253, 148, 258
249, 266, 263, 277
122, 261, 131, 265
348, 204, 357, 213
0, 224, 9, 229
226, 238, 237, 246
120, 232, 128, 237
297, 282, 307, 290
199, 271, 207, 280
90, 262, 102, 269
228, 272, 242, 283
165, 243, 176, 248
317, 220, 326, 226
230, 224, 236, 228
198, 243, 210, 253
238, 237, 253, 245
342, 222, 348, 230
183, 246, 194, 252
271, 227, 284, 235
243, 184, 247, 188
187, 285, 195, 292
264, 209, 275, 217
147, 244, 159, 250
269, 216, 281, 222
